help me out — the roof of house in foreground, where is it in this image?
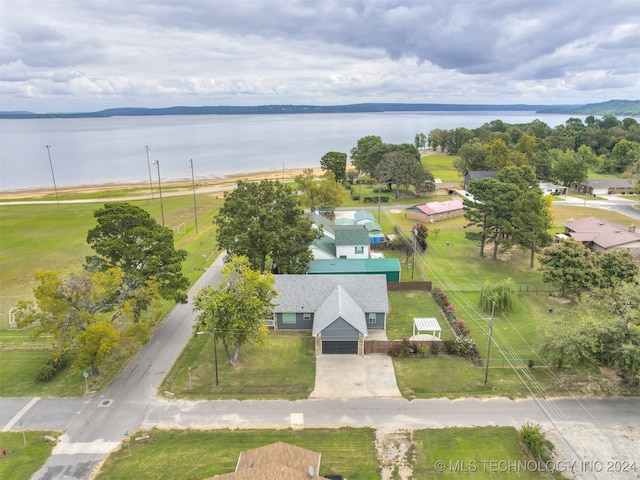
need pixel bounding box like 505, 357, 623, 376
208, 441, 321, 480
273, 274, 388, 314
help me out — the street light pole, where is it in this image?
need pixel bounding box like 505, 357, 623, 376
197, 329, 218, 386
45, 145, 60, 207
152, 160, 165, 226
144, 145, 154, 200
188, 159, 198, 233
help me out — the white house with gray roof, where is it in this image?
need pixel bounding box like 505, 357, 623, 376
272, 274, 388, 355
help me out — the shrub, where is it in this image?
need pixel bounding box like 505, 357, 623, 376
415, 344, 430, 358
450, 337, 479, 359
38, 364, 57, 382
429, 342, 441, 356
519, 422, 554, 463
389, 338, 417, 357
453, 318, 470, 336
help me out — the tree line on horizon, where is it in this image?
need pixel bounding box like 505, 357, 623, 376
425, 114, 640, 189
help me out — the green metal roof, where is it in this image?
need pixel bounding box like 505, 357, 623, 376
308, 258, 401, 274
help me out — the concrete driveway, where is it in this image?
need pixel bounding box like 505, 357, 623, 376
310, 354, 402, 398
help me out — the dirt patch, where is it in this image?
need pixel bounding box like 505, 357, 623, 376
375, 428, 415, 480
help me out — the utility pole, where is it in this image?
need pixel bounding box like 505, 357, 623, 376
144, 145, 154, 200
188, 159, 198, 233
152, 160, 165, 226
483, 301, 495, 385
45, 145, 60, 207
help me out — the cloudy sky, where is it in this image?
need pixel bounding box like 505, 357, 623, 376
1, 0, 639, 113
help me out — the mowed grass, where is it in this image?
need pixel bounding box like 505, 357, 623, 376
160, 331, 316, 400
422, 152, 462, 182
0, 431, 60, 480
95, 428, 379, 480
413, 427, 545, 479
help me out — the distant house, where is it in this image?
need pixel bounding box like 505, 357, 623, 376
354, 210, 376, 225
405, 197, 464, 223
272, 274, 389, 355
539, 183, 568, 196
463, 170, 497, 190
560, 217, 640, 258
207, 441, 322, 479
578, 179, 635, 195
308, 258, 401, 282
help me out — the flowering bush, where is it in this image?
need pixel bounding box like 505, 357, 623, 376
450, 336, 478, 359
445, 303, 456, 314
453, 318, 470, 336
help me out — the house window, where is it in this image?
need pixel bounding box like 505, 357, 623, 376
283, 313, 296, 324
355, 246, 364, 255
303, 313, 311, 321
368, 313, 377, 324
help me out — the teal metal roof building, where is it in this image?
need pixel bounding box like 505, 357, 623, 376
307, 258, 401, 282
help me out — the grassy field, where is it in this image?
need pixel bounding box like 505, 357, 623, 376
0, 431, 60, 480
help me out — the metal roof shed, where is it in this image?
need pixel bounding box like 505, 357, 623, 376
413, 317, 441, 338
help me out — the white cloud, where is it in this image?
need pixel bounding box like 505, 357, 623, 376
1, 0, 638, 112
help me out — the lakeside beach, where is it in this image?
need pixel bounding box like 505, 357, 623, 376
0, 167, 323, 201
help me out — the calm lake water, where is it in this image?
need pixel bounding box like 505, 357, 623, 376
0, 111, 576, 192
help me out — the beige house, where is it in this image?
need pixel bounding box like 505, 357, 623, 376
560, 217, 640, 258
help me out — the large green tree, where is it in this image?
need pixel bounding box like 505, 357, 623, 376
350, 135, 383, 174
538, 240, 600, 297
192, 255, 277, 364
374, 150, 431, 198
86, 203, 189, 312
320, 151, 347, 183
295, 169, 344, 211
215, 180, 320, 273
464, 177, 520, 259
15, 268, 153, 374
512, 189, 553, 268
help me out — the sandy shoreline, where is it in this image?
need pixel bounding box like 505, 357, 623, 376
0, 167, 323, 200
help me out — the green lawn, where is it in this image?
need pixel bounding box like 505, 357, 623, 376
422, 152, 462, 182
0, 431, 60, 480
95, 428, 379, 480
160, 331, 316, 400
413, 427, 548, 479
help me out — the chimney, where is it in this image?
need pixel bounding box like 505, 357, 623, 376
629, 224, 636, 233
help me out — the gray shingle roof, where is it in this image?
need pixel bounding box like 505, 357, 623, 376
273, 274, 388, 314
312, 285, 368, 336
334, 225, 369, 246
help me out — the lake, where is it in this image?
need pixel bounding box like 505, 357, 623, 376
0, 111, 577, 191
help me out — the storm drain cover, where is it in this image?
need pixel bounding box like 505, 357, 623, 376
99, 399, 113, 407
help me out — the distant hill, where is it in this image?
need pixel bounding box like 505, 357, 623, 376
537, 99, 640, 116
1, 100, 637, 119
0, 103, 559, 119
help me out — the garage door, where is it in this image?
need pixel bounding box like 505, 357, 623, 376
322, 341, 358, 354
